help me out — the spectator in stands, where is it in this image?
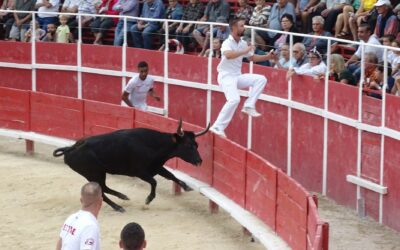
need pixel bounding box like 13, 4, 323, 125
198, 16, 229, 56
234, 0, 253, 24
391, 76, 400, 95
175, 0, 204, 50
112, 0, 140, 46
334, 0, 358, 38
90, 0, 119, 45
388, 39, 400, 77
24, 19, 45, 42
296, 0, 319, 33
349, 0, 378, 41
358, 52, 379, 84
345, 23, 383, 79
367, 63, 394, 98
60, 0, 79, 41
373, 0, 398, 38
306, 0, 351, 34
41, 22, 56, 42
263, 0, 295, 46
159, 0, 183, 38
119, 222, 146, 250
35, 0, 59, 32
302, 15, 331, 54
329, 53, 357, 85
246, 0, 270, 49
272, 43, 295, 69
69, 0, 97, 42
130, 0, 165, 49
56, 14, 70, 43
292, 42, 308, 67
192, 0, 230, 51
204, 37, 222, 58
8, 0, 36, 41
0, 0, 15, 40
273, 13, 301, 53
286, 46, 326, 78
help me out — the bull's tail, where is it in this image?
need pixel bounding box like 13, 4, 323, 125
53, 147, 71, 157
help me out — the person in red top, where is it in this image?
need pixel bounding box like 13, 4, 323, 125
90, 0, 120, 45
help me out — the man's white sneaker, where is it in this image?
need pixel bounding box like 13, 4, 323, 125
241, 107, 261, 117
209, 126, 226, 137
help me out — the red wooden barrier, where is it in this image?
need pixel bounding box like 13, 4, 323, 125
84, 100, 134, 136
245, 151, 277, 229
36, 69, 78, 97
169, 53, 208, 83
328, 81, 358, 120
82, 73, 122, 104
362, 96, 382, 126
385, 94, 400, 131
168, 85, 207, 127
126, 48, 164, 76
0, 87, 30, 130
0, 41, 31, 64
30, 92, 84, 139
276, 169, 309, 250
81, 44, 122, 71
36, 43, 77, 65
292, 74, 325, 109
0, 68, 32, 90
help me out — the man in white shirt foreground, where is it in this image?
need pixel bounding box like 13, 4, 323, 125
56, 182, 103, 250
119, 222, 147, 250
122, 61, 161, 111
210, 18, 273, 137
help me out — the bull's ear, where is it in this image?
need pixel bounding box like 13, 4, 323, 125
176, 118, 184, 137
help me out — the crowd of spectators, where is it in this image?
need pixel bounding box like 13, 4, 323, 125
0, 0, 400, 97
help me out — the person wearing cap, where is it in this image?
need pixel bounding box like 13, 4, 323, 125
373, 0, 398, 38
286, 46, 327, 79
209, 18, 273, 138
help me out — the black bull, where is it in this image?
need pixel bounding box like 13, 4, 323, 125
53, 120, 210, 212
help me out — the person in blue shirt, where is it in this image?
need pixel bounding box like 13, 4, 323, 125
130, 0, 165, 49
113, 0, 141, 46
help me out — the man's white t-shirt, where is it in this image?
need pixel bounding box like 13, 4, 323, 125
59, 210, 100, 250
217, 35, 253, 77
36, 0, 60, 17
354, 35, 383, 61
124, 74, 154, 111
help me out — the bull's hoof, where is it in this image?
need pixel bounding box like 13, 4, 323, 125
142, 204, 150, 210
145, 196, 154, 205
114, 206, 126, 213
183, 185, 193, 192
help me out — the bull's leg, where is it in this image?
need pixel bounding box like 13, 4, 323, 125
157, 167, 193, 192
102, 186, 129, 200
102, 193, 126, 213
140, 176, 157, 205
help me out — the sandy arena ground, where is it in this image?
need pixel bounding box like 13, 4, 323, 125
0, 136, 400, 250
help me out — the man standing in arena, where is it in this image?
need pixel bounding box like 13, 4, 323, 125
210, 18, 273, 137
119, 222, 147, 250
56, 182, 103, 250
122, 61, 161, 111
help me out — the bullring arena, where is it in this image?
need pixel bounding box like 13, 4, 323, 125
1, 10, 400, 250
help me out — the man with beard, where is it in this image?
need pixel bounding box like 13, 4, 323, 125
41, 23, 57, 42
209, 18, 273, 138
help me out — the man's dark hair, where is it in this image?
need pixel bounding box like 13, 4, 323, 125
358, 23, 371, 32
137, 61, 148, 69
377, 63, 392, 76
120, 222, 145, 250
229, 18, 245, 29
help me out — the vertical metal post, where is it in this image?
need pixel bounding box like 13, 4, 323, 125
322, 39, 331, 195
356, 41, 366, 210
206, 24, 214, 126
31, 14, 36, 91
287, 34, 293, 176
247, 28, 255, 150
163, 20, 169, 117
121, 17, 128, 95
379, 47, 388, 223
77, 14, 82, 99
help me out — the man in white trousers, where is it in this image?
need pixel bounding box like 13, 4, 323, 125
210, 18, 273, 137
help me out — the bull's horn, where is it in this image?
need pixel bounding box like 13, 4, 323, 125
195, 123, 211, 137
177, 118, 184, 137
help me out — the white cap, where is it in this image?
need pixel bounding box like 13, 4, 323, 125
374, 0, 391, 7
